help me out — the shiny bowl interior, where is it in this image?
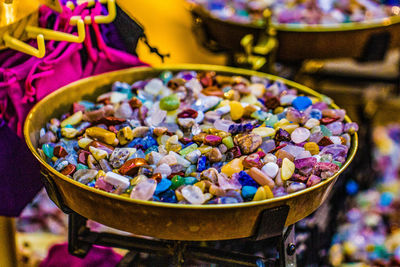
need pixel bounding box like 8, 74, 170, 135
24, 65, 358, 240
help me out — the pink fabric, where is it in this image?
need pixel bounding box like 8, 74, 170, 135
82, 2, 148, 77
40, 243, 122, 267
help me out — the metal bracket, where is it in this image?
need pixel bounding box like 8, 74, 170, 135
40, 170, 73, 214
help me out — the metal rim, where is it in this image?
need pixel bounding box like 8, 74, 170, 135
191, 3, 400, 32
24, 64, 358, 210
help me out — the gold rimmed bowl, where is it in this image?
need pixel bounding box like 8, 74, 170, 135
189, 4, 400, 62
24, 65, 358, 241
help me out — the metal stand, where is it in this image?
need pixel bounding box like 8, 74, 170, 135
41, 170, 297, 267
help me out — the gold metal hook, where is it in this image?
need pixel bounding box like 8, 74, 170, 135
3, 31, 45, 58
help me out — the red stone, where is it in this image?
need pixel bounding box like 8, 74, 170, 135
53, 146, 68, 158
265, 96, 280, 109
177, 109, 198, 119
119, 158, 148, 176
61, 164, 76, 176
270, 143, 287, 154
320, 117, 339, 124
204, 135, 222, 146
179, 137, 192, 145
78, 150, 91, 164
72, 102, 86, 113
256, 150, 266, 158
318, 136, 333, 146
167, 172, 185, 179
108, 125, 118, 134
229, 146, 242, 158
100, 116, 126, 126
129, 97, 142, 109
243, 153, 263, 169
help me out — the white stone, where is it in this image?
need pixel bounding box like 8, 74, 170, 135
104, 171, 130, 190
181, 185, 205, 204
261, 162, 279, 179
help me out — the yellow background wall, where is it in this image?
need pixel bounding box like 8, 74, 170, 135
117, 0, 226, 66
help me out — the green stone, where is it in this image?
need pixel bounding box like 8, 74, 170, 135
251, 110, 268, 121
265, 115, 278, 127
184, 177, 198, 185
77, 163, 88, 170
185, 165, 197, 177
42, 144, 54, 159
222, 136, 234, 149
160, 71, 173, 84
179, 143, 198, 156
320, 125, 332, 137
332, 161, 342, 167
171, 175, 185, 190
160, 94, 180, 111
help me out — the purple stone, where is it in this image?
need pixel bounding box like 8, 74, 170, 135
309, 131, 324, 143
320, 144, 348, 161
294, 157, 317, 169
274, 128, 291, 142
131, 80, 149, 90
272, 186, 287, 197
312, 102, 329, 111
259, 140, 276, 153
326, 121, 343, 135
306, 175, 322, 187
313, 162, 340, 178
344, 122, 359, 133
294, 157, 317, 176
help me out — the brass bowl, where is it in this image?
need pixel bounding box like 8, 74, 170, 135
24, 65, 358, 241
190, 4, 400, 62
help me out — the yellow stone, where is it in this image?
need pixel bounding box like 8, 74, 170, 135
221, 158, 243, 177
343, 241, 357, 256
273, 118, 290, 128
253, 185, 274, 201
117, 126, 134, 145
61, 127, 79, 138
240, 94, 258, 105
165, 135, 182, 152
224, 90, 239, 100
51, 157, 58, 162
281, 158, 295, 180
274, 107, 284, 114
85, 127, 116, 145
130, 175, 147, 186
198, 145, 212, 154
89, 146, 109, 161
248, 83, 265, 98
304, 142, 319, 155
215, 131, 230, 139
216, 100, 230, 109
96, 170, 106, 179
229, 101, 244, 120
194, 181, 206, 193
280, 124, 299, 134
60, 111, 83, 127
252, 127, 275, 138
175, 190, 184, 201
78, 137, 93, 149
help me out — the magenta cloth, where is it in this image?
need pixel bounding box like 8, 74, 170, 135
40, 243, 122, 267
0, 118, 42, 217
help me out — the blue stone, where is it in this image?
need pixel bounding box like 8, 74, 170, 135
292, 96, 312, 111
380, 192, 394, 207
42, 143, 54, 159
197, 156, 207, 172
87, 180, 96, 187
345, 180, 358, 195
155, 178, 172, 195
184, 177, 198, 185
77, 163, 88, 170
310, 109, 322, 120
145, 146, 159, 155
159, 189, 177, 203
142, 136, 158, 150
238, 171, 259, 187
78, 100, 96, 110
241, 186, 258, 200
219, 197, 239, 204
